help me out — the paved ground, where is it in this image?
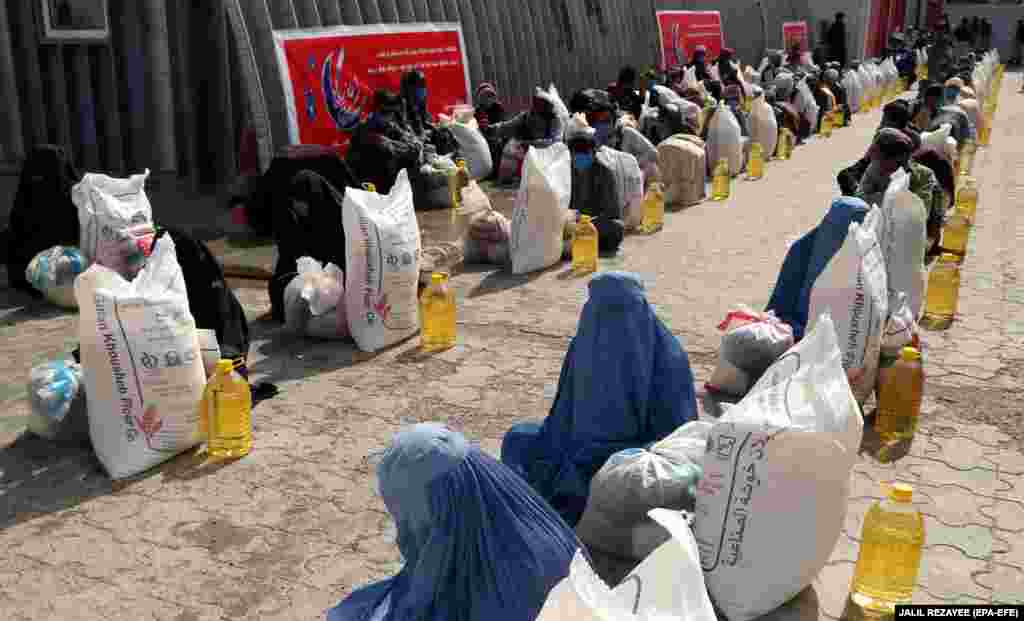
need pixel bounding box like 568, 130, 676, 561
1, 80, 1022, 620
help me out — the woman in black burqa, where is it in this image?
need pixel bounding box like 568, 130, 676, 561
4, 145, 81, 295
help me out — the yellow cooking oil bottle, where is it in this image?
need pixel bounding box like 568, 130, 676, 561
959, 139, 976, 176
956, 176, 979, 222
922, 253, 962, 328
711, 158, 731, 201
202, 359, 253, 459
942, 210, 970, 258
639, 182, 666, 234
850, 484, 925, 613
776, 128, 794, 160
420, 272, 457, 352
449, 159, 471, 213
820, 112, 833, 138
876, 347, 924, 445
572, 215, 599, 273
747, 143, 764, 180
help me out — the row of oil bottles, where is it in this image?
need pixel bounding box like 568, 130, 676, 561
849, 63, 1005, 617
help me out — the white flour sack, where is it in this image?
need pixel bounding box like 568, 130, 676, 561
73, 170, 155, 280
807, 207, 888, 403
510, 143, 571, 275
75, 236, 206, 479
343, 169, 421, 353
695, 316, 864, 621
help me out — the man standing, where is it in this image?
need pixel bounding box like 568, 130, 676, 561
828, 12, 848, 68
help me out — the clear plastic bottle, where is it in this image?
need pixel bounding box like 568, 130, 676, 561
747, 143, 764, 180
639, 182, 666, 234
942, 211, 970, 257
956, 176, 979, 222
820, 113, 833, 138
876, 348, 924, 444
449, 159, 471, 212
572, 215, 599, 273
202, 359, 252, 459
711, 158, 731, 201
923, 253, 961, 325
850, 484, 925, 613
420, 272, 457, 351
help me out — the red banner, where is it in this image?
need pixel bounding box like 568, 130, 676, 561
783, 21, 809, 54
274, 23, 472, 148
657, 11, 724, 69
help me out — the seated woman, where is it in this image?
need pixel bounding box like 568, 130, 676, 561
346, 90, 422, 194
502, 272, 699, 526
566, 117, 625, 255
474, 82, 506, 180
327, 423, 579, 621
486, 90, 563, 183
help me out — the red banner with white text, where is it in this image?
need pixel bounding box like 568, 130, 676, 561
657, 11, 724, 69
783, 21, 809, 53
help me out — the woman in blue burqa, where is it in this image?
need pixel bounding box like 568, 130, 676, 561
502, 271, 699, 527
765, 196, 872, 340
327, 423, 579, 621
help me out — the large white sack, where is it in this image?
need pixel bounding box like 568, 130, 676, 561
284, 257, 349, 340
657, 134, 706, 208
706, 103, 743, 177
598, 147, 645, 231
537, 510, 717, 621
749, 96, 778, 161
439, 114, 493, 180
577, 422, 711, 560
75, 236, 206, 479
696, 316, 864, 621
510, 143, 571, 275
343, 169, 421, 353
877, 171, 928, 318
73, 170, 155, 281
618, 124, 659, 168
921, 123, 951, 156
807, 208, 888, 403
795, 80, 819, 131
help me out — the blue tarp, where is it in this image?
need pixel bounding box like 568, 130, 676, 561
501, 271, 699, 526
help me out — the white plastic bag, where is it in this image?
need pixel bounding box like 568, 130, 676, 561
343, 169, 421, 353
577, 422, 710, 561
708, 307, 795, 396
598, 147, 644, 231
921, 123, 951, 156
73, 170, 155, 280
749, 96, 779, 163
706, 103, 743, 177
283, 257, 349, 340
807, 209, 888, 403
537, 510, 717, 621
26, 359, 87, 441
510, 143, 571, 275
75, 236, 206, 479
25, 245, 88, 309
439, 114, 493, 180
877, 171, 928, 318
696, 315, 864, 621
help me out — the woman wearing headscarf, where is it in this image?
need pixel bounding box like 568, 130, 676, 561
327, 423, 580, 621
4, 145, 80, 295
346, 90, 422, 195
688, 45, 712, 83
399, 70, 434, 138
474, 83, 506, 180
502, 272, 699, 526
564, 115, 624, 254
856, 128, 916, 207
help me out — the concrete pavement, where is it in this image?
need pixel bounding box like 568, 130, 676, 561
0, 80, 1022, 619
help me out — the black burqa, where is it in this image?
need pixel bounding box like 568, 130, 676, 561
827, 19, 848, 68
4, 145, 81, 294
248, 153, 358, 237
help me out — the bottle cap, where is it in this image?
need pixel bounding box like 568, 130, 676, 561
456, 159, 467, 168
900, 347, 922, 362
363, 182, 377, 193
940, 252, 960, 263
579, 214, 592, 224
431, 272, 448, 284
216, 359, 235, 374
890, 483, 914, 503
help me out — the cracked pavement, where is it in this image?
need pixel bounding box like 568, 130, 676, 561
0, 79, 1022, 619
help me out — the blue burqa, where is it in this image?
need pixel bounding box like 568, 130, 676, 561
766, 197, 870, 339
327, 423, 579, 621
501, 271, 699, 527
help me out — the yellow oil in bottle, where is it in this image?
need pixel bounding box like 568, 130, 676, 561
639, 182, 666, 234
420, 272, 457, 352
711, 158, 731, 201
942, 212, 970, 257
850, 484, 925, 613
449, 159, 470, 213
923, 253, 961, 326
979, 124, 992, 147
876, 348, 924, 445
747, 143, 764, 180
956, 177, 979, 222
572, 215, 599, 273
820, 113, 833, 138
204, 359, 252, 459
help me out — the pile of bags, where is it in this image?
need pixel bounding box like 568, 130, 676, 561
25, 246, 87, 309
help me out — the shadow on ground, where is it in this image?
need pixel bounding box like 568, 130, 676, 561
0, 285, 73, 328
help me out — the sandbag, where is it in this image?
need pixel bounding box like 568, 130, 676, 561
597, 147, 644, 231
749, 96, 779, 162
284, 257, 349, 340
537, 510, 717, 621
696, 315, 864, 621
75, 236, 206, 479
73, 170, 155, 280
343, 169, 421, 353
706, 103, 743, 176
26, 359, 89, 443
707, 307, 795, 397
510, 143, 571, 275
577, 421, 711, 561
807, 208, 888, 403
876, 171, 928, 318
25, 246, 87, 309
439, 113, 493, 180
658, 134, 706, 209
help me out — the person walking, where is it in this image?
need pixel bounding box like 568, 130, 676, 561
827, 12, 848, 68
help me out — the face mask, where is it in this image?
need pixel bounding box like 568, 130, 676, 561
944, 89, 960, 105
573, 152, 595, 171
592, 122, 612, 146
478, 93, 496, 107
415, 87, 428, 105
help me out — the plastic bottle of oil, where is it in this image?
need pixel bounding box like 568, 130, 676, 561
420, 272, 457, 351
747, 143, 764, 180
956, 176, 979, 222
203, 359, 253, 459
449, 159, 470, 212
942, 211, 970, 258
959, 140, 976, 176
711, 158, 731, 201
923, 253, 961, 325
820, 112, 833, 138
572, 215, 599, 273
850, 484, 925, 613
776, 128, 793, 160
876, 347, 925, 444
639, 182, 666, 234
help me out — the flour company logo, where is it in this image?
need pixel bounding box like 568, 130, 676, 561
140, 352, 159, 370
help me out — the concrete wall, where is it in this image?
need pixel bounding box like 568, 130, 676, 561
944, 4, 1024, 61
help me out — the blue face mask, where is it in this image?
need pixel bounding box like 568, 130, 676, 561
944, 88, 960, 105
573, 152, 595, 171
592, 122, 612, 146
415, 87, 428, 105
